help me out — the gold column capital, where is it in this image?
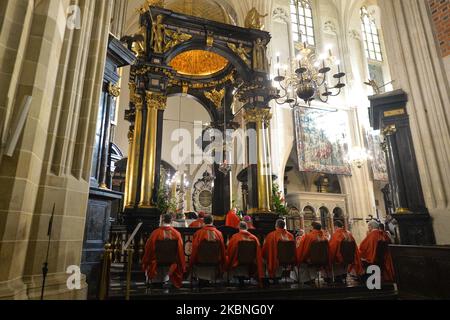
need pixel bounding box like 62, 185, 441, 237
244, 108, 272, 124
383, 124, 397, 136
145, 91, 167, 110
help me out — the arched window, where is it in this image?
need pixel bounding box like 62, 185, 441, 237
360, 6, 383, 61
290, 0, 315, 47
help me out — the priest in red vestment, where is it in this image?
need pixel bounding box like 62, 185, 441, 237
327, 220, 363, 283
226, 222, 264, 284
262, 219, 295, 279
190, 215, 227, 282
142, 214, 186, 288
225, 208, 241, 229
295, 222, 329, 284
189, 211, 205, 228
359, 220, 395, 282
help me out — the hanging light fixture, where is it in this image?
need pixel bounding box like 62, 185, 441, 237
273, 43, 346, 106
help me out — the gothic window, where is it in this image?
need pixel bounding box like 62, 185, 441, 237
290, 0, 315, 47
361, 6, 383, 61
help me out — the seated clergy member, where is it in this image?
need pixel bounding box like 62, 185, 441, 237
227, 222, 264, 284
190, 215, 227, 283
262, 219, 295, 279
142, 214, 186, 288
295, 222, 330, 284
225, 207, 241, 229
189, 211, 205, 228
327, 221, 363, 283
359, 220, 395, 282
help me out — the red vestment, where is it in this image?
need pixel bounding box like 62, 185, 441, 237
189, 218, 204, 228
226, 230, 264, 281
262, 228, 295, 278
359, 229, 395, 282
329, 228, 363, 275
246, 221, 256, 230
142, 226, 186, 288
225, 211, 241, 229
296, 229, 329, 264
190, 225, 227, 272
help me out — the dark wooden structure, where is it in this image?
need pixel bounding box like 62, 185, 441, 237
390, 245, 450, 299
81, 35, 135, 299
369, 90, 435, 245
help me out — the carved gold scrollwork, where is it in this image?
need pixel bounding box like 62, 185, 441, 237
108, 83, 121, 97
204, 88, 225, 109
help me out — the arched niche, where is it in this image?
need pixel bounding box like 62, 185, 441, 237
319, 206, 332, 231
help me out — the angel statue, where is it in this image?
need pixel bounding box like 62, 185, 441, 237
253, 38, 269, 72
151, 14, 165, 53
164, 29, 192, 51
245, 7, 268, 30
227, 43, 251, 67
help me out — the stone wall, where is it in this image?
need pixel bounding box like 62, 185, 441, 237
0, 0, 113, 300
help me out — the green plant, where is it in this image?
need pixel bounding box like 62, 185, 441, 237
272, 183, 288, 216
156, 172, 177, 215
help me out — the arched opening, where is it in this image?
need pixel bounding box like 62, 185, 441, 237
319, 206, 331, 231
333, 207, 345, 228
161, 95, 213, 213
302, 205, 316, 232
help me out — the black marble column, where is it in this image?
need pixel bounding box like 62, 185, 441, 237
369, 89, 435, 245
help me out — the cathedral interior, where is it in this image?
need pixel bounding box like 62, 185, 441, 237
0, 0, 449, 301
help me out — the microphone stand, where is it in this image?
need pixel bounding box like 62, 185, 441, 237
41, 203, 55, 300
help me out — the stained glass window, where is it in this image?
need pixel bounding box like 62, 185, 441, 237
361, 6, 383, 61
290, 0, 315, 47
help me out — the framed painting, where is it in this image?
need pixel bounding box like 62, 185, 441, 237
294, 107, 351, 175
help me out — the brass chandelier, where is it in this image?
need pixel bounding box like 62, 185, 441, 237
274, 43, 346, 106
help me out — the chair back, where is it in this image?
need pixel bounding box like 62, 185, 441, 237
340, 240, 357, 265
155, 239, 179, 266
277, 241, 296, 266
309, 240, 329, 267
237, 241, 257, 266
375, 240, 389, 266
197, 241, 221, 266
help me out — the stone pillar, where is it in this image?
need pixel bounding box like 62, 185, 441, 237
379, 0, 450, 244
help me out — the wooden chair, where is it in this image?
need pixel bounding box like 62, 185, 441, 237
235, 241, 257, 286
374, 240, 389, 274
340, 239, 357, 284
191, 240, 221, 288
308, 240, 329, 287
148, 239, 179, 290
277, 241, 296, 285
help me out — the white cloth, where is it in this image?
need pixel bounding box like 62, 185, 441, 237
193, 266, 218, 281
290, 264, 320, 283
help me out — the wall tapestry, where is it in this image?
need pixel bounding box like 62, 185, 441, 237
294, 107, 351, 175
367, 130, 389, 182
